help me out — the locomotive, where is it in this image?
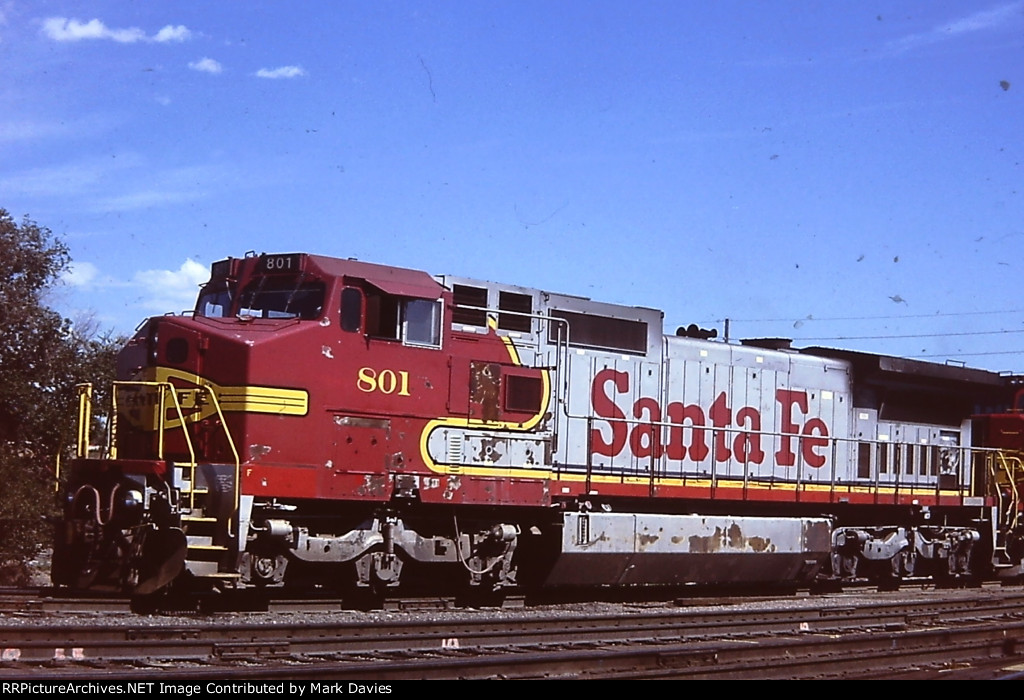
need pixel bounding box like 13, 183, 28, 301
52, 252, 1024, 598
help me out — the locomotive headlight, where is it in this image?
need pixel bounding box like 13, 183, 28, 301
146, 321, 159, 365
116, 489, 145, 526
123, 489, 144, 509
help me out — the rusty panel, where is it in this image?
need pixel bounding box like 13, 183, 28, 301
330, 413, 391, 473
470, 361, 501, 422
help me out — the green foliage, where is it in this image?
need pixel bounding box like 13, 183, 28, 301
0, 209, 123, 581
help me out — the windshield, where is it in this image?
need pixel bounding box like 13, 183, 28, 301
195, 280, 233, 318
237, 276, 325, 320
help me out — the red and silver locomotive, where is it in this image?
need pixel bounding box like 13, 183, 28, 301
53, 252, 1024, 596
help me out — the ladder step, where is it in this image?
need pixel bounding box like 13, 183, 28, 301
188, 544, 229, 552
183, 516, 218, 523
197, 572, 241, 579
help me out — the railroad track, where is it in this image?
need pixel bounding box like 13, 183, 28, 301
3, 586, 1024, 679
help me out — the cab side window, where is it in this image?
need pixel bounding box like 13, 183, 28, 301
341, 287, 363, 333
361, 287, 441, 347
403, 298, 441, 346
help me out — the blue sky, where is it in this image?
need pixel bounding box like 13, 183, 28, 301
2, 2, 1023, 371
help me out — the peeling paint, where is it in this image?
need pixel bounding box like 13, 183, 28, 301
538, 411, 553, 431
688, 526, 725, 554
727, 522, 744, 549
322, 345, 334, 359
470, 362, 501, 422
325, 459, 333, 470
478, 437, 505, 463
443, 475, 462, 501
250, 444, 272, 460
319, 317, 331, 327
333, 415, 390, 430
355, 473, 390, 497
637, 531, 660, 547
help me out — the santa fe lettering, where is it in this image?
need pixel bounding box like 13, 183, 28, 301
589, 368, 830, 468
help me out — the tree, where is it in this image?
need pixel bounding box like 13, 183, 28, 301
0, 209, 122, 584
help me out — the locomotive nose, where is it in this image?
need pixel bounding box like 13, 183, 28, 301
118, 317, 211, 379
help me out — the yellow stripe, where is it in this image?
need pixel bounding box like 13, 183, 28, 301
135, 367, 309, 428
420, 319, 550, 474
217, 387, 308, 414
415, 456, 971, 499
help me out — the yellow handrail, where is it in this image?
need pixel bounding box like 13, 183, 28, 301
75, 383, 93, 459
992, 452, 1023, 532
198, 385, 241, 535
110, 381, 197, 507
102, 380, 240, 533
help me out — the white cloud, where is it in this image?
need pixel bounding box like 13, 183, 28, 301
886, 2, 1024, 53
61, 261, 99, 287
42, 17, 144, 43
189, 57, 223, 74
132, 259, 209, 314
0, 119, 70, 143
2, 161, 109, 197
153, 24, 190, 43
0, 153, 144, 197
53, 259, 209, 332
92, 187, 211, 212
40, 17, 192, 44
255, 65, 306, 79
0, 113, 120, 145
943, 2, 1024, 35
0, 156, 230, 214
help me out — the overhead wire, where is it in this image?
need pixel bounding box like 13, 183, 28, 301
687, 309, 1024, 368
792, 329, 1024, 342
706, 308, 1024, 324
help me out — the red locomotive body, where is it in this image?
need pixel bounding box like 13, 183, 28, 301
53, 252, 1024, 597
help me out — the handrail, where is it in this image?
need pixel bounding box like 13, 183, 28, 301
110, 380, 196, 461
58, 383, 96, 490
991, 452, 1023, 531
103, 380, 241, 538
198, 385, 241, 536
110, 381, 197, 510
75, 383, 93, 459
577, 410, 1001, 498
